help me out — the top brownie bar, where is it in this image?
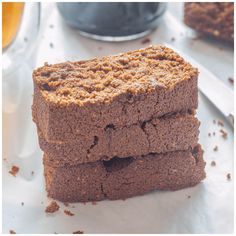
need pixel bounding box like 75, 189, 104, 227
32, 45, 198, 141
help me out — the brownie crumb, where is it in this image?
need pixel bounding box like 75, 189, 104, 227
218, 120, 224, 127
73, 230, 84, 234
92, 201, 97, 205
64, 210, 74, 216
211, 161, 216, 166
227, 173, 231, 180
49, 42, 54, 48
213, 145, 218, 151
9, 230, 16, 234
208, 133, 211, 137
228, 77, 234, 84
45, 201, 60, 213
141, 37, 151, 44
21, 202, 24, 206
64, 202, 69, 207
220, 129, 228, 139
171, 37, 175, 42
9, 165, 19, 177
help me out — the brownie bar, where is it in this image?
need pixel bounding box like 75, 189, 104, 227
184, 3, 234, 44
39, 111, 199, 166
32, 46, 198, 141
44, 145, 205, 202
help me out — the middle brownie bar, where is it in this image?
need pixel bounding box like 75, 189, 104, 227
38, 111, 199, 166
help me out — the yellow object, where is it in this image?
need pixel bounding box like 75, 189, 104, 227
2, 2, 24, 49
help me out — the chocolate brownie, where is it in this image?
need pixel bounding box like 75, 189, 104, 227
32, 45, 198, 142
184, 3, 234, 44
39, 111, 199, 166
44, 145, 205, 202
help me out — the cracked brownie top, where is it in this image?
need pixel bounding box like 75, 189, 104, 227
33, 45, 198, 106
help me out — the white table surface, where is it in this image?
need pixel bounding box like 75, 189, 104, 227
2, 3, 234, 234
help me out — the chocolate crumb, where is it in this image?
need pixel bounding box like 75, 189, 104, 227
141, 38, 151, 44
213, 145, 218, 151
218, 120, 224, 127
211, 161, 216, 166
45, 201, 60, 213
92, 201, 97, 205
49, 42, 54, 48
208, 133, 211, 137
21, 202, 24, 206
228, 77, 234, 84
171, 37, 175, 42
73, 230, 84, 234
220, 129, 228, 139
9, 165, 19, 177
9, 230, 16, 234
227, 173, 231, 180
64, 209, 74, 216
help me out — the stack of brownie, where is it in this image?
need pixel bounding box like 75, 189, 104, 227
32, 46, 205, 202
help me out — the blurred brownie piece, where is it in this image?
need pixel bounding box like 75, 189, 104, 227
184, 2, 234, 44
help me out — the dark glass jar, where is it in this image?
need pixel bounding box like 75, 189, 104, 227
57, 2, 167, 41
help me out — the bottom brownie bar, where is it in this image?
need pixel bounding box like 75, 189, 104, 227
44, 145, 205, 202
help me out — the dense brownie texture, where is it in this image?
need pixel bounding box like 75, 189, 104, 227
32, 45, 198, 141
39, 111, 199, 166
44, 145, 205, 202
184, 3, 234, 44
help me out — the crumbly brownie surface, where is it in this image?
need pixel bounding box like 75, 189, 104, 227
32, 46, 198, 141
44, 145, 205, 202
184, 3, 234, 44
39, 112, 199, 166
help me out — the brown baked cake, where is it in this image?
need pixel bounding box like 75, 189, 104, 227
32, 45, 198, 142
44, 145, 205, 202
39, 111, 199, 166
184, 3, 234, 44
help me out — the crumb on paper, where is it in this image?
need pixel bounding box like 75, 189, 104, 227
45, 201, 60, 213
92, 201, 97, 205
220, 129, 228, 139
211, 161, 216, 166
227, 173, 231, 180
31, 171, 34, 175
9, 165, 19, 177
141, 37, 151, 44
73, 230, 84, 234
170, 37, 175, 42
228, 77, 234, 84
49, 24, 54, 28
213, 145, 218, 151
49, 42, 54, 48
217, 120, 224, 127
208, 133, 211, 137
64, 209, 74, 216
24, 37, 28, 42
9, 230, 16, 234
213, 120, 216, 124
187, 195, 191, 199
213, 132, 216, 136
21, 202, 24, 206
